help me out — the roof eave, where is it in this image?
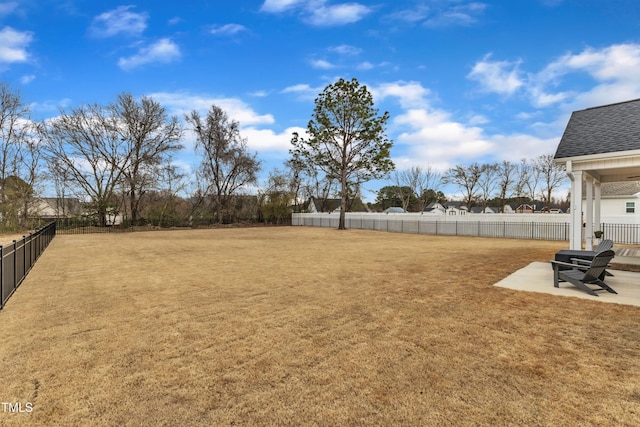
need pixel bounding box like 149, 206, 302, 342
554, 148, 640, 163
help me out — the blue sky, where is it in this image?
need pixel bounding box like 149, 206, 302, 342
2, 0, 640, 201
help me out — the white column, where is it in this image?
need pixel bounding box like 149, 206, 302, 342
570, 170, 583, 250
585, 175, 594, 250
594, 181, 602, 235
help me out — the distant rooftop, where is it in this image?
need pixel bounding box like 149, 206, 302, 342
554, 98, 640, 159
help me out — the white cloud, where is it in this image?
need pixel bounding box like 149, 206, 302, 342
386, 5, 430, 24
329, 44, 362, 55
368, 80, 560, 174
31, 98, 72, 113
260, 0, 370, 26
309, 59, 336, 69
532, 43, 640, 109
0, 26, 33, 63
281, 83, 322, 100
356, 61, 374, 71
371, 81, 431, 109
470, 44, 640, 110
260, 0, 305, 13
306, 3, 371, 26
210, 23, 248, 36
394, 108, 494, 164
387, 2, 486, 28
249, 90, 270, 97
468, 114, 489, 125
425, 2, 486, 27
89, 6, 148, 38
118, 38, 181, 70
20, 74, 35, 84
242, 126, 307, 151
149, 92, 274, 127
487, 134, 558, 163
468, 54, 524, 96
0, 2, 18, 16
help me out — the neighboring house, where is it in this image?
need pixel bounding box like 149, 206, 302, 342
582, 181, 640, 219
383, 207, 405, 214
469, 206, 499, 214
424, 202, 446, 214
444, 202, 468, 215
540, 207, 565, 214
514, 201, 546, 213
31, 197, 83, 219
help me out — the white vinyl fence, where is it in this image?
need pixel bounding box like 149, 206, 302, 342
292, 213, 640, 244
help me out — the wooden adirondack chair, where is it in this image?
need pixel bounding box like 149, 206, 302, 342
550, 250, 617, 296
570, 239, 615, 276
594, 239, 613, 252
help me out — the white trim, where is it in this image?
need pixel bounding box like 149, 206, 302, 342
554, 148, 640, 163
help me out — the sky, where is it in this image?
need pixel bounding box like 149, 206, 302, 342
2, 0, 640, 202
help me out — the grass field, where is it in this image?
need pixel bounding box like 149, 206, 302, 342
1, 227, 639, 426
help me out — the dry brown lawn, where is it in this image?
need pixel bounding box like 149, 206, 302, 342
1, 227, 639, 426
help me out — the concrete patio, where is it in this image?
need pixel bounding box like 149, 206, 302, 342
495, 248, 640, 306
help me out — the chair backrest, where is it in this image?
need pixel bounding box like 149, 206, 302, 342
595, 239, 613, 252
582, 250, 615, 282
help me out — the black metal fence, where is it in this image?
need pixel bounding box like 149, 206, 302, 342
601, 223, 640, 245
1, 221, 56, 310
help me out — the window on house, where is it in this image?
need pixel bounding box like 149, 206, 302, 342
626, 202, 635, 214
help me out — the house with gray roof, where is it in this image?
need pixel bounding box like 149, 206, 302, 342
582, 181, 640, 218
554, 98, 640, 249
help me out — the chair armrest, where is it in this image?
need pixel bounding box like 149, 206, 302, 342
570, 258, 592, 265
550, 260, 589, 270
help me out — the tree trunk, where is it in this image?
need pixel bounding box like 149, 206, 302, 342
130, 188, 137, 225
339, 172, 347, 230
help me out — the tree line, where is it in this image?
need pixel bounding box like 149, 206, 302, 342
374, 157, 567, 213
0, 78, 567, 232
0, 82, 268, 231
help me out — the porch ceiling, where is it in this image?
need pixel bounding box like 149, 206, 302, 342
566, 152, 640, 183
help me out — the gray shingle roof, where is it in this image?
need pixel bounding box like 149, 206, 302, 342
554, 98, 640, 159
601, 181, 640, 197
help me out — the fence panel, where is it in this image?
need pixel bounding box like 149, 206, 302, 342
602, 223, 640, 245
1, 244, 16, 308
16, 240, 25, 286
291, 214, 640, 244
1, 221, 56, 310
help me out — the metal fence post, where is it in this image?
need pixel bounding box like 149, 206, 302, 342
23, 235, 26, 278
13, 240, 17, 292
0, 244, 3, 309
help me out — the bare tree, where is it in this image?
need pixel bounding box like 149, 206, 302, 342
477, 163, 498, 210
0, 82, 30, 228
258, 168, 294, 224
535, 154, 567, 210
288, 149, 340, 212
186, 105, 260, 223
520, 158, 541, 203
46, 156, 72, 217
443, 163, 485, 208
143, 161, 188, 227
43, 103, 128, 226
495, 160, 517, 212
111, 93, 183, 225
391, 166, 441, 212
392, 171, 416, 212
16, 125, 45, 224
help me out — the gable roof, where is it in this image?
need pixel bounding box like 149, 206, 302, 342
600, 181, 640, 197
554, 98, 640, 160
